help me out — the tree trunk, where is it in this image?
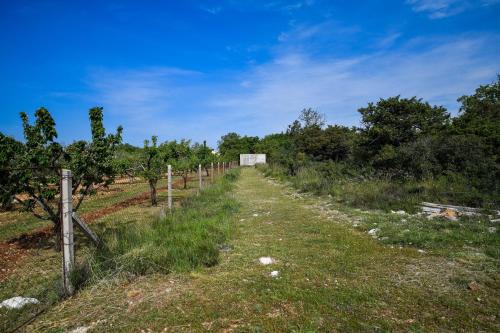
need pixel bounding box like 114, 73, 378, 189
205, 168, 209, 177
53, 218, 62, 252
183, 175, 188, 189
149, 181, 157, 206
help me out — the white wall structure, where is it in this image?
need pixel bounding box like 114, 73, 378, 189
240, 154, 266, 166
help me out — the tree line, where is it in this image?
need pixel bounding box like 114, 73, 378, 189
0, 108, 226, 247
218, 76, 499, 208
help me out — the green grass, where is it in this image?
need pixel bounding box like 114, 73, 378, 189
0, 181, 151, 242
257, 163, 500, 212
258, 163, 500, 262
0, 172, 224, 333
23, 168, 500, 332
78, 169, 240, 281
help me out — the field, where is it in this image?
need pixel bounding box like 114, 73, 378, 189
1, 167, 498, 332
0, 172, 213, 333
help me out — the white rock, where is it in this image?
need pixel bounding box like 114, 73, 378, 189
259, 257, 275, 265
368, 228, 380, 236
70, 327, 90, 333
488, 227, 496, 233
253, 213, 259, 217
270, 271, 279, 277
394, 210, 406, 215
0, 296, 39, 309
417, 249, 426, 253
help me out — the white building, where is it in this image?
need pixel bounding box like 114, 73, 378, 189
240, 154, 266, 166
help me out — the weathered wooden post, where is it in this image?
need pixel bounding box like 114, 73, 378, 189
211, 162, 214, 183
223, 162, 225, 173
198, 164, 202, 189
167, 164, 172, 210
61, 169, 74, 296
217, 161, 220, 175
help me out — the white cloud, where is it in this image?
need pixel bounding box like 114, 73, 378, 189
200, 6, 222, 14
83, 35, 500, 147
209, 35, 500, 136
406, 0, 499, 19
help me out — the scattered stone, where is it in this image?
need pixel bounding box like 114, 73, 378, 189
488, 227, 496, 233
417, 249, 426, 254
0, 296, 39, 309
259, 257, 275, 265
490, 218, 500, 223
253, 213, 259, 217
70, 327, 90, 333
218, 244, 232, 252
270, 271, 279, 278
468, 281, 480, 291
368, 228, 380, 236
239, 218, 245, 222
392, 210, 406, 215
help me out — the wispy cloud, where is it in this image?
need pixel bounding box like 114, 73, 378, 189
200, 6, 222, 14
82, 34, 500, 146
209, 35, 500, 136
406, 0, 499, 19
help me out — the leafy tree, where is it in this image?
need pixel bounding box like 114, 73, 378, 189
358, 96, 450, 168
139, 136, 163, 206
0, 134, 25, 210
163, 140, 197, 189
113, 143, 142, 181
453, 75, 500, 162
193, 140, 215, 176
0, 107, 122, 248
298, 107, 325, 128
218, 132, 259, 161
319, 125, 356, 162
254, 133, 291, 163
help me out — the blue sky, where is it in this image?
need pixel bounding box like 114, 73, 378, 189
1, 0, 499, 147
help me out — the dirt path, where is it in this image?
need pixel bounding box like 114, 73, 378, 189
25, 168, 499, 332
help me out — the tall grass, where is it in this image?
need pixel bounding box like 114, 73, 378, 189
75, 169, 240, 285
257, 163, 498, 212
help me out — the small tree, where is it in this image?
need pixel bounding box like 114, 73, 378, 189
163, 140, 197, 189
0, 107, 122, 249
139, 136, 163, 206
194, 140, 215, 176
357, 96, 450, 168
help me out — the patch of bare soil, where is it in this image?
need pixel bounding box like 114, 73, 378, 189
0, 242, 32, 281
0, 176, 191, 281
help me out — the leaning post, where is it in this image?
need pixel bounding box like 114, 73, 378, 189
167, 164, 172, 210
61, 169, 74, 296
211, 162, 214, 183
198, 164, 202, 190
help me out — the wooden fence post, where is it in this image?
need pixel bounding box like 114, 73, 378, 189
198, 164, 202, 189
211, 162, 214, 183
167, 164, 172, 210
61, 169, 74, 296
217, 161, 220, 175
223, 162, 225, 173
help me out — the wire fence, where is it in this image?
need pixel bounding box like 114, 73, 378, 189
0, 161, 239, 333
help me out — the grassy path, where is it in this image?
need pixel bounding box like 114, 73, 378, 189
26, 168, 498, 332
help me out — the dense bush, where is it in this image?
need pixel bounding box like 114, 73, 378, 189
239, 77, 500, 209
